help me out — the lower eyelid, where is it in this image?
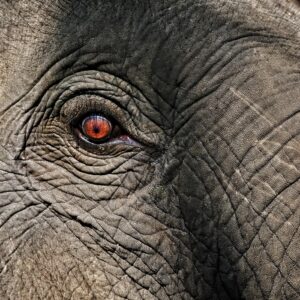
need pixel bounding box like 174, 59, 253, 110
107, 135, 142, 146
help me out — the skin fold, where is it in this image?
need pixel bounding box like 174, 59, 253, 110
0, 0, 299, 299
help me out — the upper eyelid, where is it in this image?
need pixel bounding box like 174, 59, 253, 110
60, 94, 128, 126
53, 74, 142, 129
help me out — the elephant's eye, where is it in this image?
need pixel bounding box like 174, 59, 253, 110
81, 115, 112, 142
73, 112, 138, 146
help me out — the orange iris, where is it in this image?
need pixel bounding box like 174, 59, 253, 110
82, 115, 112, 141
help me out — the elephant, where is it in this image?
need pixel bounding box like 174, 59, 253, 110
0, 0, 299, 299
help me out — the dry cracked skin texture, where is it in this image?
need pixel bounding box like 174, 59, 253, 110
0, 0, 299, 299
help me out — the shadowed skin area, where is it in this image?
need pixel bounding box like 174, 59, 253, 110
0, 0, 299, 299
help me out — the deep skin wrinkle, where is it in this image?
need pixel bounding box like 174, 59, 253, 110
0, 1, 299, 299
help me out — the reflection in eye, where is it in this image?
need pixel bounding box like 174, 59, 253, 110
81, 115, 112, 142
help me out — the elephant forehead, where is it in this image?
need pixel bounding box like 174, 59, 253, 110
1, 0, 298, 112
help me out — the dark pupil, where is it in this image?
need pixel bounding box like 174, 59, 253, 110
93, 125, 100, 133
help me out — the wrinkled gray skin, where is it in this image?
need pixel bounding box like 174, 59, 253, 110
0, 0, 299, 299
